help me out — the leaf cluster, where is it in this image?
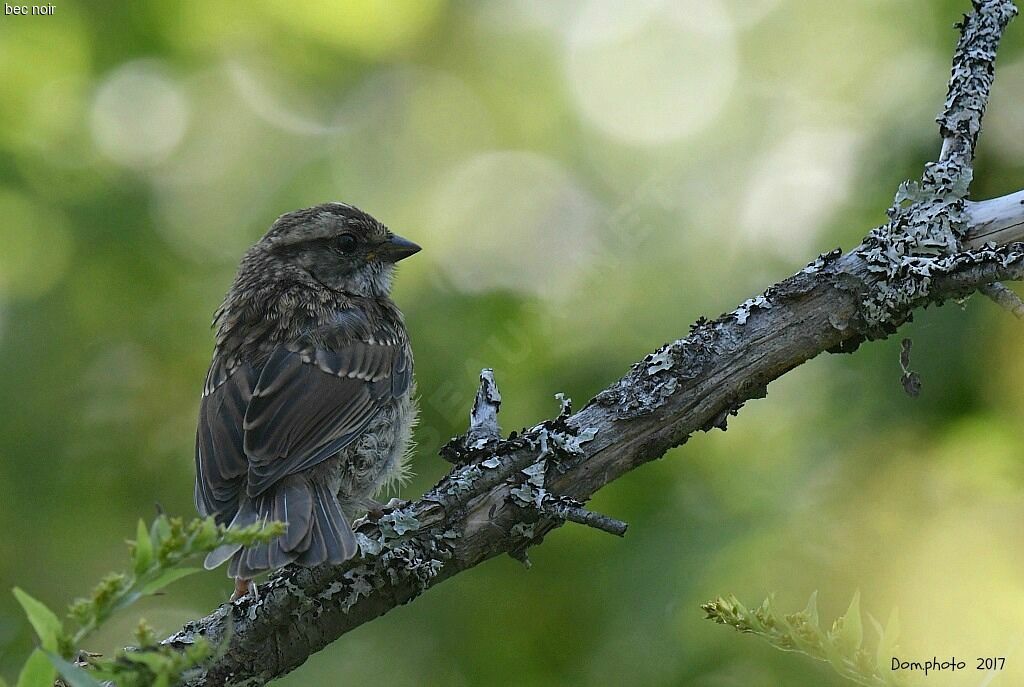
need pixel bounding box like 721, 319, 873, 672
5, 515, 284, 687
701, 592, 915, 687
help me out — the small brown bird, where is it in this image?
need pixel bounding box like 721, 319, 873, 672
194, 202, 419, 599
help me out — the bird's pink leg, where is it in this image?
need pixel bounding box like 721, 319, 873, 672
231, 577, 259, 602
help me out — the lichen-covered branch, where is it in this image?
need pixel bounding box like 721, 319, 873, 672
164, 2, 1020, 685
937, 0, 1017, 167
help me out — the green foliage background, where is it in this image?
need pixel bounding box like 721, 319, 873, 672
2, 1, 1024, 685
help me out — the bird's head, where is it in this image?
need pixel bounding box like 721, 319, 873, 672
257, 202, 420, 297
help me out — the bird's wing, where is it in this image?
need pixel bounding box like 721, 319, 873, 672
241, 309, 413, 498
195, 356, 256, 523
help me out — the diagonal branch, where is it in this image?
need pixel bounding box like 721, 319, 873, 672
164, 2, 1020, 685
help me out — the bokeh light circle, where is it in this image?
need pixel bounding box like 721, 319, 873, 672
564, 0, 738, 144
427, 151, 598, 296
91, 60, 189, 168
330, 66, 496, 225
739, 128, 860, 258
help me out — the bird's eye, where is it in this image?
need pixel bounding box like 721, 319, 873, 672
335, 233, 358, 253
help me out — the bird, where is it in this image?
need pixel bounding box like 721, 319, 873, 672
193, 202, 420, 600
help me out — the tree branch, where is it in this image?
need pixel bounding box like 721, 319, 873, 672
163, 2, 1020, 684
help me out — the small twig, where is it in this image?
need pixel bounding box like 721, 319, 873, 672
980, 282, 1024, 318
467, 368, 502, 443
442, 369, 504, 465
540, 499, 629, 537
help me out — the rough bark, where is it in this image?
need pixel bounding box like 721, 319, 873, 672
164, 2, 1023, 684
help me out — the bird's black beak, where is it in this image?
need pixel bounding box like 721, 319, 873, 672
378, 234, 421, 263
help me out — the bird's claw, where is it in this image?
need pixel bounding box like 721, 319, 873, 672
364, 497, 410, 522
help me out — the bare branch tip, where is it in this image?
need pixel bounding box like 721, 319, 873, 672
980, 282, 1024, 319
467, 368, 502, 442
540, 500, 629, 537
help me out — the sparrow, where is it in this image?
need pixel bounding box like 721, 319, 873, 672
194, 202, 419, 599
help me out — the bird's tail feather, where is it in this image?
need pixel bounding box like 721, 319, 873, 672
295, 481, 357, 567
203, 474, 357, 578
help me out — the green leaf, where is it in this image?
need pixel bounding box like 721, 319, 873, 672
109, 590, 143, 616
866, 613, 884, 664
832, 591, 862, 654
150, 515, 171, 547
876, 607, 900, 673
140, 567, 202, 595
802, 591, 819, 627
0, 675, 8, 687
134, 518, 154, 576
785, 594, 826, 656
12, 588, 63, 653
705, 592, 909, 687
43, 651, 105, 687
16, 650, 55, 687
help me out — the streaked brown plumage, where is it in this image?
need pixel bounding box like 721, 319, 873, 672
194, 202, 419, 591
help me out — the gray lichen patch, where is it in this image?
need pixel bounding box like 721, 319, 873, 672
378, 510, 422, 539
337, 572, 373, 612
938, 0, 1018, 150
800, 248, 844, 275
509, 482, 542, 508
521, 461, 546, 486
538, 423, 599, 457
860, 234, 1024, 329
733, 293, 773, 325
313, 534, 455, 617
851, 0, 1018, 330
380, 542, 447, 587
435, 464, 485, 499
595, 320, 720, 418
510, 460, 548, 509
644, 348, 674, 375
555, 392, 572, 416
856, 165, 971, 326
356, 531, 383, 556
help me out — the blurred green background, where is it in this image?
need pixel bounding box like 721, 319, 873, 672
2, 0, 1024, 685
